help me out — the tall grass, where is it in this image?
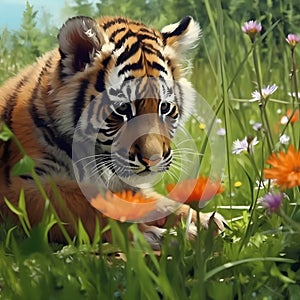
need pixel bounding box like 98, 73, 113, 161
1, 1, 300, 299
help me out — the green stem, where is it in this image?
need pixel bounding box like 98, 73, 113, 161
252, 43, 274, 153
260, 102, 274, 152
291, 48, 299, 105
252, 45, 263, 93
279, 209, 300, 232
290, 47, 300, 149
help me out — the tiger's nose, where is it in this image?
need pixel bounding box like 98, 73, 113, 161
141, 154, 162, 167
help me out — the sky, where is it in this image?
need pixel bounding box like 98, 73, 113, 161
0, 0, 67, 30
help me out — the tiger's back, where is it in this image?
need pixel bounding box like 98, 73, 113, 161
0, 16, 202, 243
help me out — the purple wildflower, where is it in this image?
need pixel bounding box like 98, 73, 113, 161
259, 192, 283, 214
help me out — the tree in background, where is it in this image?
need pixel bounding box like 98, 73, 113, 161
0, 1, 57, 84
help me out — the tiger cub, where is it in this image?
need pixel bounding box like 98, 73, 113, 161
0, 16, 224, 247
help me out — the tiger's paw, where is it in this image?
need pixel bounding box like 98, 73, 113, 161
186, 211, 228, 240
199, 211, 227, 232
139, 224, 167, 250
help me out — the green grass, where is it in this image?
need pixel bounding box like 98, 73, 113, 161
1, 1, 300, 299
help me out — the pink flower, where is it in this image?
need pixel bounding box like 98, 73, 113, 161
242, 20, 262, 41
286, 33, 300, 48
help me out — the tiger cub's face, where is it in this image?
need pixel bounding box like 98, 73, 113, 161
57, 16, 200, 189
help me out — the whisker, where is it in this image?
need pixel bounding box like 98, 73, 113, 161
170, 164, 189, 176
170, 159, 191, 174
171, 157, 193, 170
172, 137, 194, 147
172, 149, 203, 156
74, 153, 111, 165
165, 169, 180, 183
88, 161, 114, 179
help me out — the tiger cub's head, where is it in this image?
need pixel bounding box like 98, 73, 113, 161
56, 16, 200, 188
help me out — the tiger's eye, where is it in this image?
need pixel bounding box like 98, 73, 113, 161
160, 102, 171, 114
117, 103, 131, 114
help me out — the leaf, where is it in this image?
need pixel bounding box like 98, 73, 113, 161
77, 219, 91, 245
292, 209, 300, 223
5, 225, 17, 249
204, 257, 296, 281
270, 264, 296, 284
4, 197, 23, 217
18, 189, 31, 230
0, 122, 13, 141
11, 155, 35, 176
288, 284, 300, 300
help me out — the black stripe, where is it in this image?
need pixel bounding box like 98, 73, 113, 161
58, 49, 68, 79
73, 80, 89, 126
142, 44, 163, 59
20, 175, 33, 180
52, 133, 73, 158
138, 27, 152, 34
162, 16, 191, 42
29, 57, 52, 104
118, 55, 143, 76
94, 56, 111, 92
29, 57, 53, 128
31, 107, 73, 160
4, 165, 11, 186
134, 78, 144, 99
110, 27, 126, 41
150, 61, 167, 74
1, 75, 29, 128
116, 41, 140, 66
42, 152, 71, 175
97, 138, 113, 146
95, 70, 106, 93
34, 166, 48, 176
137, 34, 157, 42
102, 17, 129, 30
115, 30, 135, 49
99, 127, 120, 137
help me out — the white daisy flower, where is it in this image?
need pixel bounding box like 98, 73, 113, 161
250, 84, 278, 102
232, 136, 259, 154
252, 122, 262, 131
279, 134, 290, 145
280, 115, 289, 125
217, 128, 226, 136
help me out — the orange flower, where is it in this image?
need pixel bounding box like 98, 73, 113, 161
166, 176, 224, 204
90, 190, 156, 222
264, 145, 300, 189
280, 109, 299, 124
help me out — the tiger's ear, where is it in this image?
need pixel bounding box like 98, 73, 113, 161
58, 16, 106, 74
161, 16, 201, 57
